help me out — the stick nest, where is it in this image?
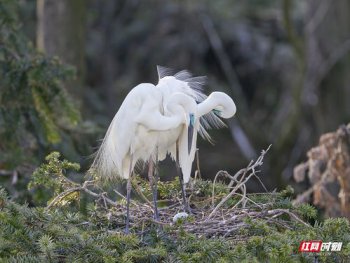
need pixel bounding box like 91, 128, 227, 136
47, 145, 310, 239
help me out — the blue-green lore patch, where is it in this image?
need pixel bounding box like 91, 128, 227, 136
213, 109, 221, 116
189, 113, 195, 126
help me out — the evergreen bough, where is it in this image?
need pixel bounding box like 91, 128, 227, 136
0, 0, 80, 170
1, 152, 350, 262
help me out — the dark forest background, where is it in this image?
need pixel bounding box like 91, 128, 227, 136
1, 0, 350, 202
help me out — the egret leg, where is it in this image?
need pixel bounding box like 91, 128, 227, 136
125, 156, 133, 234
148, 157, 159, 220
176, 141, 191, 213
154, 150, 160, 220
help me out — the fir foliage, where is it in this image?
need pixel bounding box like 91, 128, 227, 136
1, 153, 350, 262
0, 0, 80, 170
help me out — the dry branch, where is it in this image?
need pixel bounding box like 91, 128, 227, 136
207, 145, 271, 219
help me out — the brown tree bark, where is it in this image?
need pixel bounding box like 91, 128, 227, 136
36, 0, 86, 100
294, 124, 350, 219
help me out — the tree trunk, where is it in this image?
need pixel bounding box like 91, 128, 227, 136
36, 0, 86, 100
304, 0, 350, 129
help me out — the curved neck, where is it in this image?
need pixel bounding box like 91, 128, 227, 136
138, 93, 197, 132
197, 95, 217, 117
197, 92, 236, 118
166, 93, 197, 117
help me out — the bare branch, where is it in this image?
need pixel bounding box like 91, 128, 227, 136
305, 0, 331, 33
207, 145, 271, 219
199, 12, 247, 110
267, 209, 310, 227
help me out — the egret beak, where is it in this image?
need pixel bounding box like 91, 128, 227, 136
188, 113, 195, 154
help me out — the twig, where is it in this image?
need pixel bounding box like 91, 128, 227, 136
113, 189, 139, 207
46, 187, 82, 210
232, 192, 262, 209
253, 173, 269, 193
131, 179, 154, 207
46, 180, 118, 210
267, 209, 310, 227
113, 189, 126, 199
195, 148, 202, 179
211, 170, 229, 206
0, 169, 15, 176
207, 146, 271, 219
208, 173, 253, 219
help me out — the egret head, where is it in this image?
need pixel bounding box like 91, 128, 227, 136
210, 92, 236, 119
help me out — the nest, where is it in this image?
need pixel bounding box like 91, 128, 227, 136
48, 145, 309, 239
109, 200, 308, 239
101, 146, 308, 238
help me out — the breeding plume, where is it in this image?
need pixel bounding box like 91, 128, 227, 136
92, 67, 236, 232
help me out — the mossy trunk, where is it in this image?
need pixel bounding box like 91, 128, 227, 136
36, 0, 86, 101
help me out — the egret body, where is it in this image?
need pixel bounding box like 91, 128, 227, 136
92, 82, 197, 232
92, 67, 237, 232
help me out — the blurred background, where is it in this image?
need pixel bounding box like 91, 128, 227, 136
1, 0, 350, 203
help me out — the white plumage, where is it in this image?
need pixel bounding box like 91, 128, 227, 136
92, 66, 236, 183
155, 67, 236, 184
91, 66, 236, 232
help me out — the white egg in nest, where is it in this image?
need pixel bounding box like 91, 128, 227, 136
173, 212, 189, 223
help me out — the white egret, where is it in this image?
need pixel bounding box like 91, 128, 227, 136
92, 83, 198, 233
92, 67, 237, 232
